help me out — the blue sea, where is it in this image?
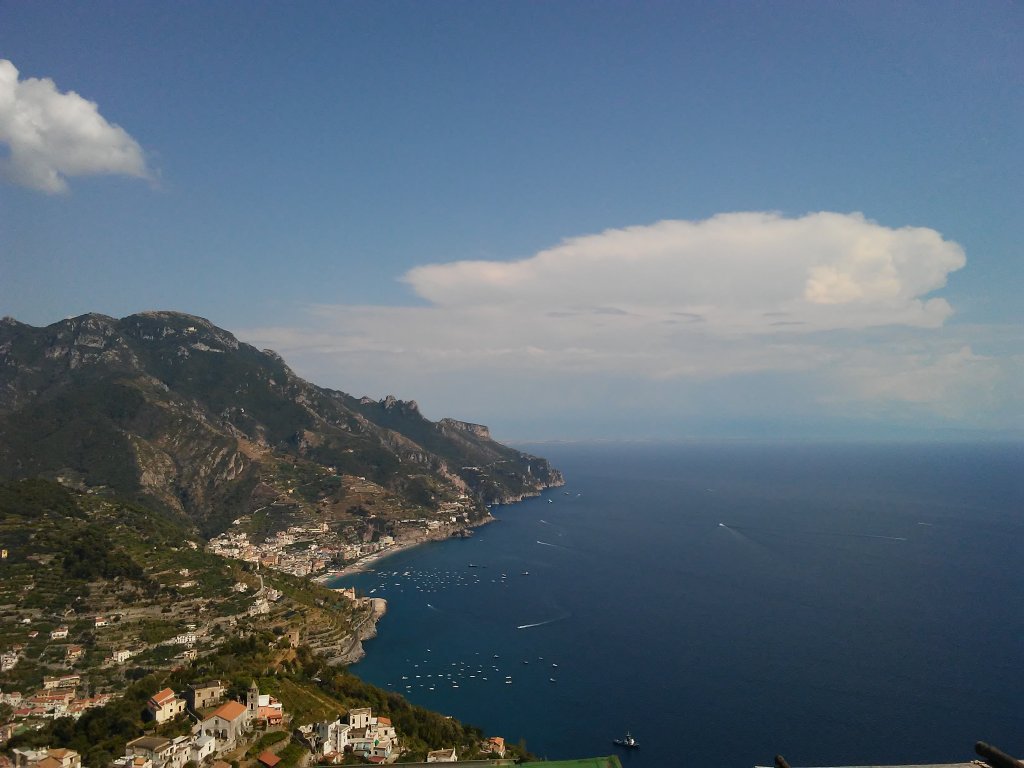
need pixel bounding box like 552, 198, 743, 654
331, 442, 1024, 768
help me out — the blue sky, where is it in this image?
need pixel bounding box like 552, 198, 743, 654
1, 2, 1021, 440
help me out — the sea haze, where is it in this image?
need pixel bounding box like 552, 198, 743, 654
332, 442, 1024, 768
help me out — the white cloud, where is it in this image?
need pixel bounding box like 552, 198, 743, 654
238, 212, 1014, 435
0, 59, 150, 193
403, 212, 965, 332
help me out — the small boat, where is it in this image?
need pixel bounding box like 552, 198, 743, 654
613, 732, 639, 749
521, 571, 529, 575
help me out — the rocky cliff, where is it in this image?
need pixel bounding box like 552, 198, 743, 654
0, 311, 563, 535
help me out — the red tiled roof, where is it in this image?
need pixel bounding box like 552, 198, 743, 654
211, 700, 247, 721
377, 716, 391, 725
257, 752, 281, 768
150, 687, 176, 706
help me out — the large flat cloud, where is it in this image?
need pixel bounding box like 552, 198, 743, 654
240, 212, 1013, 434
0, 59, 150, 193
404, 212, 965, 332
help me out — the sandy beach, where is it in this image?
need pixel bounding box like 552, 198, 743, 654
316, 539, 427, 583
315, 515, 499, 585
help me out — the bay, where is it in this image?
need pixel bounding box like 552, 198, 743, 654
331, 441, 1024, 768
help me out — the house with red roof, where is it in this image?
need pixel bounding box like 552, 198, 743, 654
146, 688, 185, 724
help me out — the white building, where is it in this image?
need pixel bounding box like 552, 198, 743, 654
427, 748, 458, 762
316, 717, 352, 757
189, 733, 215, 763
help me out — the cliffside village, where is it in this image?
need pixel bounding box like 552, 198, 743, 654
3, 677, 507, 767
207, 488, 478, 580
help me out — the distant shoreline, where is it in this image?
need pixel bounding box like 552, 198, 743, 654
315, 512, 504, 587
314, 483, 565, 588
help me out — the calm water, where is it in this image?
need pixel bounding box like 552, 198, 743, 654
332, 442, 1024, 768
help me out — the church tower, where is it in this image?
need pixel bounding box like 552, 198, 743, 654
247, 680, 259, 721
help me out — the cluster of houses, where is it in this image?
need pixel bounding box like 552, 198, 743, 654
1, 675, 507, 766
207, 524, 401, 579
8, 746, 83, 768
1, 674, 112, 721
207, 526, 344, 578
305, 707, 399, 764
102, 680, 287, 768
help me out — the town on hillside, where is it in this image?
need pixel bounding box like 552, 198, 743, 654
3, 675, 514, 767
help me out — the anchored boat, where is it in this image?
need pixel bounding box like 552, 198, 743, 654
613, 732, 639, 749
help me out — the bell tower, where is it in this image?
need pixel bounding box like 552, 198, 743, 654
247, 680, 259, 720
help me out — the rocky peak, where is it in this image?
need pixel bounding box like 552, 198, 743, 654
120, 311, 240, 352
438, 418, 491, 440
41, 313, 138, 370
380, 395, 420, 414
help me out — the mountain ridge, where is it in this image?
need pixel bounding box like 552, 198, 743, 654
0, 311, 563, 536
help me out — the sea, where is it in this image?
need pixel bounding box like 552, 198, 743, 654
329, 441, 1024, 768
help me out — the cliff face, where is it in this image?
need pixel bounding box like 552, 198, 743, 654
439, 419, 491, 440
0, 311, 563, 535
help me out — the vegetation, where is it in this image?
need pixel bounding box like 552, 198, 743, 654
0, 311, 562, 540
9, 632, 488, 767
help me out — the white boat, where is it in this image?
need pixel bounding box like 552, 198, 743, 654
613, 732, 639, 749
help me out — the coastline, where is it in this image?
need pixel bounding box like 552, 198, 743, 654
313, 486, 561, 662
316, 511, 502, 585
316, 538, 433, 583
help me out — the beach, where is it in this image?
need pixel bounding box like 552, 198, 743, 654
316, 514, 500, 584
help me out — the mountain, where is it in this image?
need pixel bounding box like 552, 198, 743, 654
0, 311, 562, 535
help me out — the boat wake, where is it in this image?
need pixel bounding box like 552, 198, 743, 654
517, 613, 570, 630
536, 539, 572, 550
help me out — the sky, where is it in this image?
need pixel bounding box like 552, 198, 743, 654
1, 2, 1021, 441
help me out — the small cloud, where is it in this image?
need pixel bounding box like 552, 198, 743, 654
0, 59, 151, 193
